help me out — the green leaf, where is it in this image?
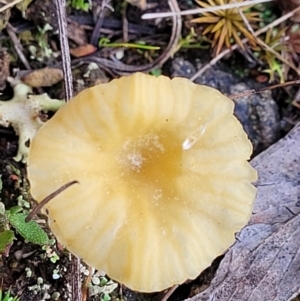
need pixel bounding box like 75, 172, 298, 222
102, 294, 111, 301
149, 68, 162, 76
0, 289, 20, 301
0, 230, 15, 253
8, 213, 49, 245
8, 206, 23, 215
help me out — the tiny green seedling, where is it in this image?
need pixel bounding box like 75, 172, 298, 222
89, 276, 118, 301
99, 37, 161, 51
70, 0, 90, 12
173, 28, 209, 55
42, 245, 60, 263
0, 289, 20, 301
7, 208, 49, 245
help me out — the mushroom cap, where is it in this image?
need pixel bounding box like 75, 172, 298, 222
27, 73, 257, 292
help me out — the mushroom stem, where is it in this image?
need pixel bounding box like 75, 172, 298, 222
81, 266, 95, 301
26, 180, 79, 222
160, 285, 179, 301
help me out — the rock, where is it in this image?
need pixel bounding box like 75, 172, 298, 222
170, 58, 280, 155
230, 83, 280, 156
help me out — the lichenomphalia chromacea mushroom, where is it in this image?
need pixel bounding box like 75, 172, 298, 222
27, 72, 257, 293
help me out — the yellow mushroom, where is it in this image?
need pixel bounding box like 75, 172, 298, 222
27, 72, 257, 293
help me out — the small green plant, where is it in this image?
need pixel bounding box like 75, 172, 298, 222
28, 24, 55, 62
173, 27, 209, 55
261, 55, 284, 83
149, 68, 162, 76
8, 208, 49, 245
252, 27, 287, 82
70, 0, 90, 12
99, 38, 160, 51
42, 244, 60, 263
0, 203, 49, 255
0, 289, 20, 301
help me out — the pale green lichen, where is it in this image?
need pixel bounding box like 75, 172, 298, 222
0, 77, 64, 163
28, 277, 51, 299
89, 275, 118, 300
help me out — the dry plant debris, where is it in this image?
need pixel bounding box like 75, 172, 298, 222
126, 0, 147, 10
0, 78, 63, 162
0, 0, 13, 31
191, 0, 260, 55
0, 49, 10, 90
21, 67, 64, 88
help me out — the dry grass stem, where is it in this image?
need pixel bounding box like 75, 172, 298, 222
6, 23, 32, 70
54, 0, 80, 299
160, 285, 179, 301
55, 0, 73, 101
142, 0, 273, 19
233, 0, 257, 36
0, 0, 23, 13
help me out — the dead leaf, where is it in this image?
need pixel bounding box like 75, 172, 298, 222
21, 67, 63, 87
185, 125, 300, 301
67, 21, 88, 46
70, 44, 97, 58
126, 0, 147, 10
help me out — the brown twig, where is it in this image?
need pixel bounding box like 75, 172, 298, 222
6, 23, 31, 70
90, 0, 114, 46
55, 0, 73, 101
190, 5, 300, 82
25, 180, 79, 222
6, 23, 44, 94
54, 1, 81, 300
229, 79, 300, 100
